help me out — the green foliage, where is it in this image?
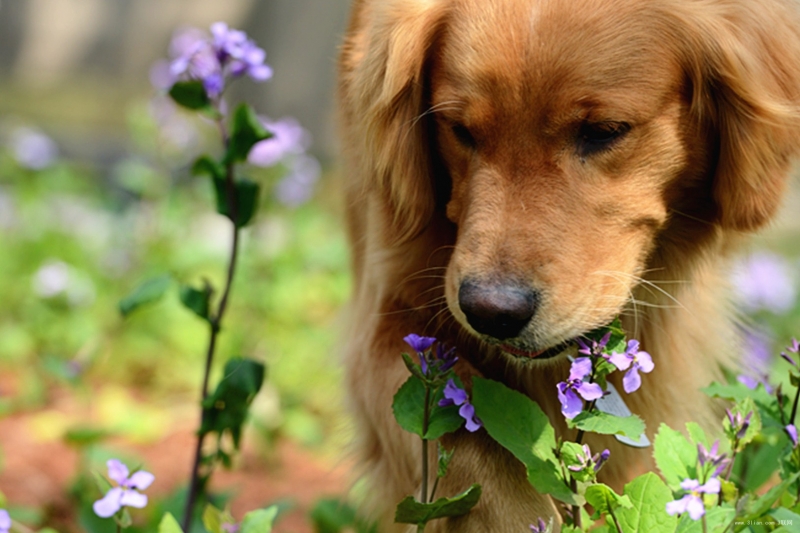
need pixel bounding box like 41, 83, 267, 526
567, 410, 646, 439
169, 81, 211, 111
200, 357, 266, 448
240, 507, 278, 533
210, 175, 261, 228
392, 375, 463, 439
309, 498, 377, 533
616, 473, 677, 533
179, 283, 212, 321
584, 483, 631, 520
653, 423, 697, 490
225, 104, 272, 165
394, 484, 481, 526
471, 377, 579, 505
158, 513, 185, 533
119, 275, 172, 317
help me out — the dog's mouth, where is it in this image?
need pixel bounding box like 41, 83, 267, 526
499, 339, 577, 360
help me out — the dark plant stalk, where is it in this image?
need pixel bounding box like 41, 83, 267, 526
790, 382, 800, 425
421, 385, 432, 503
182, 117, 240, 532
570, 398, 597, 528
607, 503, 622, 533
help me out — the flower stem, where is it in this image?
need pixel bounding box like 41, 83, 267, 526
702, 513, 708, 533
182, 117, 241, 532
607, 503, 622, 533
420, 385, 431, 503
790, 382, 800, 425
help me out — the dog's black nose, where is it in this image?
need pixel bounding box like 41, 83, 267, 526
458, 279, 539, 340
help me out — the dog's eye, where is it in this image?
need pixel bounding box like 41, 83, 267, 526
579, 122, 630, 155
451, 123, 477, 148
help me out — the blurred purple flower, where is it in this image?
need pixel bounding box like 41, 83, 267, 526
666, 477, 720, 520
698, 440, 729, 478
786, 424, 798, 448
222, 523, 240, 533
0, 510, 10, 533
248, 117, 311, 167
275, 155, 321, 207
737, 330, 774, 393
93, 459, 155, 518
163, 22, 271, 98
606, 339, 654, 393
731, 252, 797, 314
529, 518, 548, 533
439, 379, 482, 432
10, 127, 58, 170
557, 357, 604, 419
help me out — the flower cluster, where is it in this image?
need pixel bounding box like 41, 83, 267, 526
697, 440, 730, 478
567, 444, 610, 475
93, 459, 155, 518
529, 517, 549, 533
161, 22, 272, 98
666, 477, 721, 520
403, 333, 481, 431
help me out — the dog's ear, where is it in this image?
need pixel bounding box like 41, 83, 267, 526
681, 2, 800, 232
342, 0, 447, 243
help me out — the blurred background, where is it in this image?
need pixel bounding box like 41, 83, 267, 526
0, 1, 798, 533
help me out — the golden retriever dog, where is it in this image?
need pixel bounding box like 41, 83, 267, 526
337, 0, 800, 530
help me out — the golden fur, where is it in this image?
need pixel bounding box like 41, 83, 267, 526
337, 0, 800, 530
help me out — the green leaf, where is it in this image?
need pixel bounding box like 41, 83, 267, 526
392, 375, 463, 439
240, 506, 279, 533
169, 81, 211, 110
119, 274, 171, 317
744, 474, 800, 519
585, 483, 632, 520
225, 103, 272, 164
653, 423, 697, 490
768, 507, 800, 528
63, 426, 110, 447
686, 422, 709, 449
158, 513, 185, 533
394, 484, 481, 525
309, 498, 357, 533
192, 155, 226, 181
471, 377, 580, 505
616, 472, 678, 533
703, 381, 781, 426
211, 176, 261, 228
438, 443, 455, 478
179, 283, 212, 320
567, 410, 646, 439
201, 357, 266, 448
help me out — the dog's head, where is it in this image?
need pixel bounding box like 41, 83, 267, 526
347, 0, 800, 358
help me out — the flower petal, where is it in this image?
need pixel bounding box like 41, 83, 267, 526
626, 339, 640, 354
665, 495, 690, 516
787, 424, 799, 447
622, 367, 642, 393
680, 478, 700, 491
686, 495, 706, 520
569, 357, 593, 381
607, 351, 632, 371
107, 459, 130, 485
128, 470, 155, 490
560, 388, 583, 419
635, 351, 654, 373
120, 489, 148, 509
576, 381, 604, 401
93, 487, 124, 518
403, 334, 436, 354
0, 510, 10, 530
699, 477, 721, 494
458, 403, 482, 432
442, 379, 468, 406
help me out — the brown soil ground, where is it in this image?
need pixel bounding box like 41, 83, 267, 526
0, 379, 350, 533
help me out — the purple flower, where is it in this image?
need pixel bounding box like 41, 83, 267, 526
404, 333, 437, 354
0, 510, 10, 533
666, 477, 721, 520
248, 117, 311, 167
577, 332, 611, 357
786, 424, 798, 448
439, 379, 482, 432
697, 441, 729, 478
567, 444, 610, 474
726, 409, 753, 440
165, 22, 271, 99
529, 518, 548, 533
274, 155, 321, 207
731, 252, 797, 314
556, 357, 604, 419
10, 127, 58, 170
93, 459, 155, 518
606, 339, 654, 393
